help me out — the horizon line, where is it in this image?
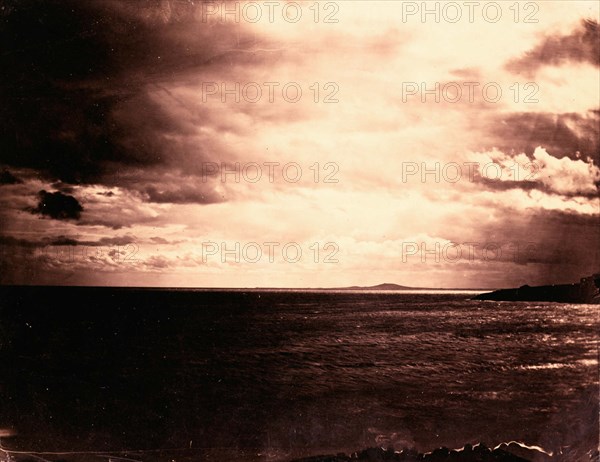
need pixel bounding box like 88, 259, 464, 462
0, 283, 497, 291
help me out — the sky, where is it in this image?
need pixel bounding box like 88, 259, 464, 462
0, 0, 599, 288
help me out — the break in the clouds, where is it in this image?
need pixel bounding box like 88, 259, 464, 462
0, 1, 599, 287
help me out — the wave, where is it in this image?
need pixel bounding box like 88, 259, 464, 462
289, 441, 558, 461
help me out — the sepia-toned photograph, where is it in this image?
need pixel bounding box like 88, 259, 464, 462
0, 1, 599, 461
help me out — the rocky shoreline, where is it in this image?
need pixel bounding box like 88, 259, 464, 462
474, 274, 600, 304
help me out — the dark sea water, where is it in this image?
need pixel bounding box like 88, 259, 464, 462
0, 287, 597, 461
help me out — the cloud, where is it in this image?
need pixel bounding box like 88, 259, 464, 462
474, 111, 600, 163
469, 208, 600, 284
142, 183, 224, 205
145, 255, 173, 269
465, 146, 600, 197
2, 233, 137, 249
0, 169, 23, 185
32, 190, 83, 220
45, 236, 80, 246
0, 0, 268, 204
532, 147, 600, 196
507, 19, 600, 75
0, 235, 38, 248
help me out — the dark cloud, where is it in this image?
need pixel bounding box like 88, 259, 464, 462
145, 255, 172, 269
449, 67, 483, 79
473, 172, 599, 199
48, 235, 137, 247
0, 0, 265, 202
475, 111, 600, 163
45, 236, 80, 246
0, 169, 22, 185
2, 234, 137, 248
32, 190, 83, 220
474, 178, 541, 192
506, 19, 599, 75
96, 235, 137, 246
0, 235, 38, 247
143, 184, 223, 204
50, 182, 76, 194
443, 209, 600, 285
150, 236, 185, 245
508, 210, 600, 279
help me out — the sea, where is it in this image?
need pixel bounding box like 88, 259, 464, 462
0, 286, 597, 462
